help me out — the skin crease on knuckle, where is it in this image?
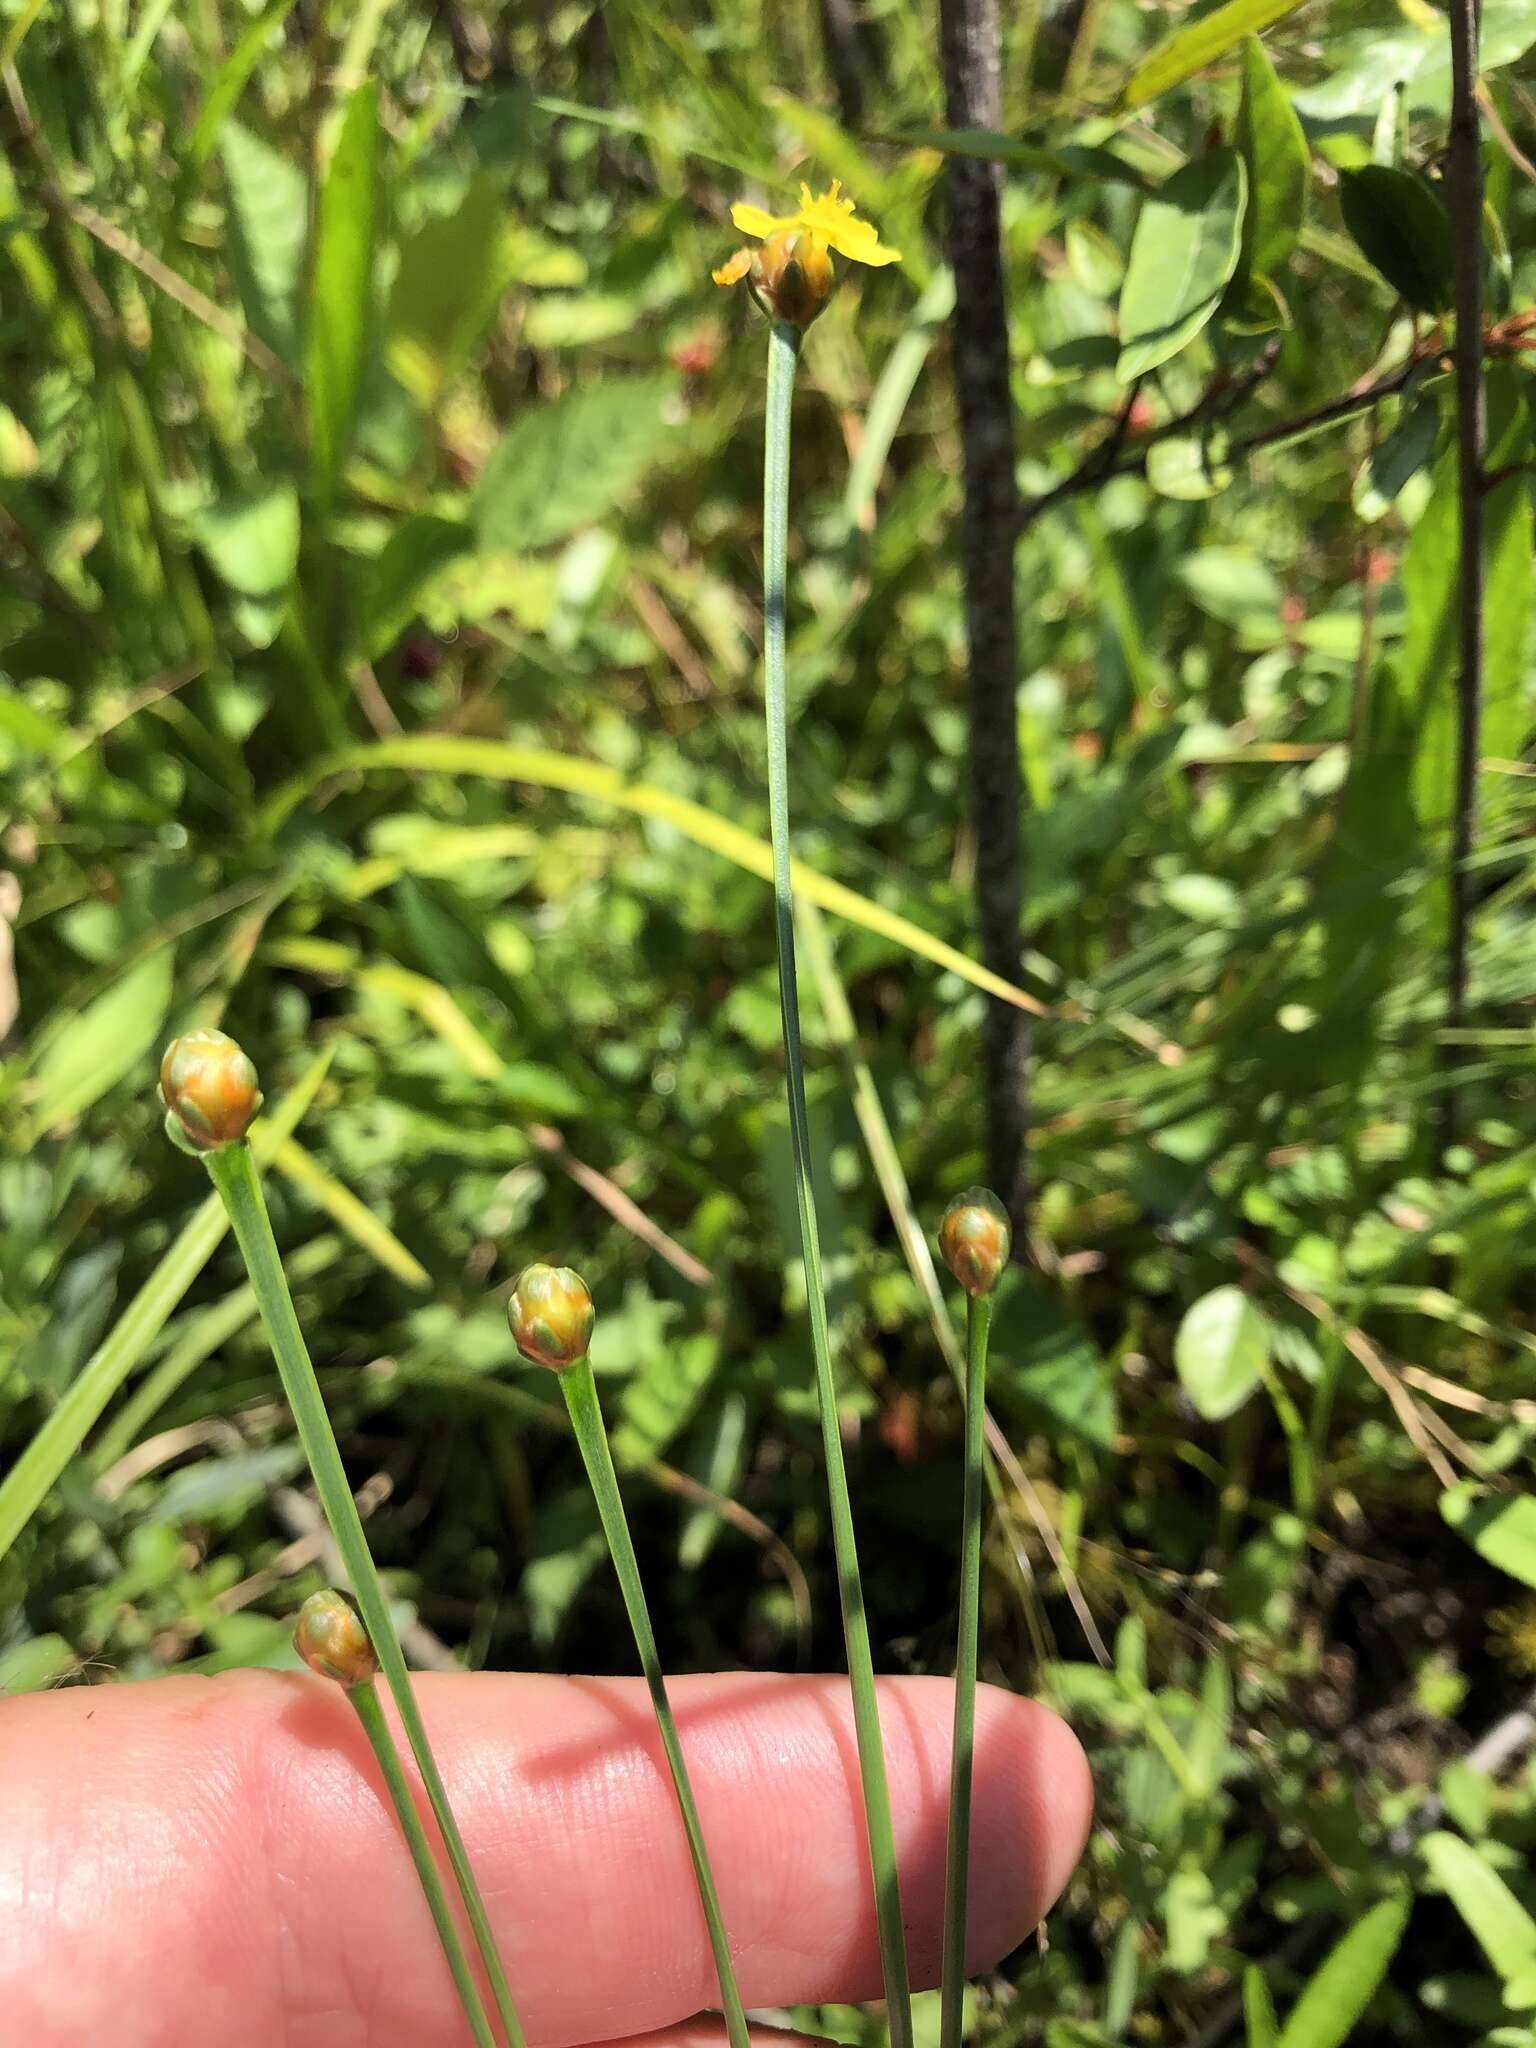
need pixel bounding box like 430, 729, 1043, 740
0, 1668, 1092, 2048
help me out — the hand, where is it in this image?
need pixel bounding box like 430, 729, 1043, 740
0, 1668, 1091, 2046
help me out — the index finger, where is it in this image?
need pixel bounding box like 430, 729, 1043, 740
0, 1668, 1091, 2046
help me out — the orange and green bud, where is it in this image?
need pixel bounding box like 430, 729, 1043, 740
508, 1263, 595, 1372
293, 1589, 379, 1689
159, 1028, 262, 1152
938, 1187, 1012, 1297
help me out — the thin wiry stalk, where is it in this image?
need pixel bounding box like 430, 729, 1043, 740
1443, 0, 1487, 1142
559, 1358, 750, 2048
205, 1142, 527, 2048
350, 1680, 499, 2048
762, 315, 914, 2048
940, 1291, 993, 2048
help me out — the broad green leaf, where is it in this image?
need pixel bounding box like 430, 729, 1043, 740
0, 1633, 76, 1694
29, 951, 173, 1132
1482, 469, 1535, 769
220, 121, 307, 363
1407, 378, 1531, 828
990, 1274, 1119, 1447
1441, 1483, 1536, 1590
1234, 37, 1308, 286
613, 1333, 722, 1465
189, 486, 300, 597
1245, 1968, 1280, 2048
889, 128, 1147, 186
1120, 0, 1306, 110
1147, 432, 1235, 500
1423, 1832, 1536, 1991
386, 176, 518, 407
1299, 3, 1536, 120
1118, 151, 1247, 381
1165, 1867, 1222, 1973
1352, 390, 1441, 521
1277, 1894, 1410, 2047
1174, 1284, 1267, 1420
1338, 167, 1452, 314
362, 515, 471, 658
274, 734, 1045, 1015
0, 1053, 333, 1561
474, 376, 676, 552
307, 83, 380, 506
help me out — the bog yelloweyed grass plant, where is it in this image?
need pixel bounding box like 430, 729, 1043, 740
717, 181, 917, 2048
159, 1029, 527, 2048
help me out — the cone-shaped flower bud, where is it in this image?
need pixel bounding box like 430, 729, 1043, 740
293, 1589, 379, 1689
938, 1187, 1012, 1297
508, 1263, 595, 1372
159, 1029, 262, 1151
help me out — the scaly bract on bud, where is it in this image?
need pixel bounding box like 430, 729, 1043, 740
508, 1263, 595, 1371
293, 1589, 379, 1689
938, 1188, 1011, 1297
159, 1028, 262, 1151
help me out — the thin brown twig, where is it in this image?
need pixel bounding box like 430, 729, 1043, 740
1230, 1242, 1458, 1489
646, 1453, 812, 1658
1019, 348, 1429, 538
526, 1123, 714, 1289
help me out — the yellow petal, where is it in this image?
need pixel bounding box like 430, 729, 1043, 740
730, 201, 792, 241
712, 248, 753, 286
820, 215, 902, 266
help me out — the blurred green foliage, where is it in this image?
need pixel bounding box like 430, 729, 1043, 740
3, 1, 1536, 2042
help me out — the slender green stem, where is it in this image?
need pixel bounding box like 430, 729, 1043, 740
560, 1359, 750, 2048
350, 1680, 499, 2048
205, 1142, 526, 2048
762, 316, 913, 2048
940, 1291, 992, 2048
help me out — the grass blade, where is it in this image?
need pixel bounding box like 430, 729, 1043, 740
0, 1050, 331, 1561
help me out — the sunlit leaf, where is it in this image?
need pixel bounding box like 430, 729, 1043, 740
1118, 151, 1247, 381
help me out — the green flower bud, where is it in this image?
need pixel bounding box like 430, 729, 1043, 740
508, 1263, 595, 1371
938, 1187, 1012, 1297
293, 1590, 378, 1689
159, 1028, 263, 1151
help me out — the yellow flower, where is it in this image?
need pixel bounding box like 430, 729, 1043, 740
728, 182, 901, 267
713, 180, 900, 327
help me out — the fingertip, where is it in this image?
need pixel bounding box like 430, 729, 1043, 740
986, 1690, 1093, 1929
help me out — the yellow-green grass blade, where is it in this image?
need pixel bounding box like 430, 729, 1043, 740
262, 734, 1046, 1016
0, 1049, 333, 1560
273, 1136, 430, 1290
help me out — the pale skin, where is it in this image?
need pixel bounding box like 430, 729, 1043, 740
0, 1669, 1092, 2047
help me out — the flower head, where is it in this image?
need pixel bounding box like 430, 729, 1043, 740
713, 181, 900, 328
938, 1187, 1012, 1297
293, 1590, 379, 1689
508, 1263, 595, 1372
159, 1028, 263, 1152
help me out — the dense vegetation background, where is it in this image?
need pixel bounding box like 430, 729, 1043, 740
4, 1, 1536, 2042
